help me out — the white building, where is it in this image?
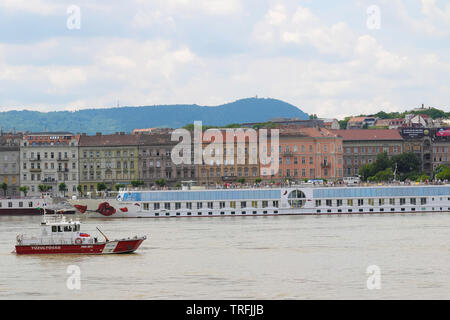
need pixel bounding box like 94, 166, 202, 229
20, 132, 79, 197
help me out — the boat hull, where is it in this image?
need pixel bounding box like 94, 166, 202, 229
14, 238, 145, 255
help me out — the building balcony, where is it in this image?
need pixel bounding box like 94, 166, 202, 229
42, 178, 57, 184
57, 168, 69, 172
57, 157, 69, 161
30, 168, 42, 172
321, 162, 331, 168
29, 157, 41, 161
282, 151, 294, 157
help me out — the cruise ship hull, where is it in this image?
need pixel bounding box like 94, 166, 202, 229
68, 185, 450, 218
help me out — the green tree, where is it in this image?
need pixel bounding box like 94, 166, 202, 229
0, 182, 8, 196
38, 184, 51, 193
373, 152, 391, 173
115, 184, 126, 191
237, 178, 246, 184
19, 186, 29, 197
255, 178, 262, 183
358, 164, 375, 182
77, 184, 83, 196
368, 168, 393, 182
130, 180, 145, 188
58, 182, 67, 197
155, 179, 166, 187
97, 182, 107, 192
391, 152, 421, 179
416, 174, 430, 182
435, 165, 450, 181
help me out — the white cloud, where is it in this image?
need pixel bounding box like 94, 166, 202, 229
0, 0, 63, 15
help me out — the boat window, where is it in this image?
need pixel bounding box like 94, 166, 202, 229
287, 190, 305, 208
58, 226, 62, 232
64, 226, 72, 232
52, 226, 57, 232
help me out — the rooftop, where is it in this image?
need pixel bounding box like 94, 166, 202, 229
331, 129, 403, 141
79, 132, 139, 147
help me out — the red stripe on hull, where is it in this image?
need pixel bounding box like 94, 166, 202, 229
15, 239, 144, 255
0, 208, 41, 216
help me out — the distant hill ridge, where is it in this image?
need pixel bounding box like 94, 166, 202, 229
0, 98, 309, 135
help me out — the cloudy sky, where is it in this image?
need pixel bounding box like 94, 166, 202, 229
0, 0, 449, 119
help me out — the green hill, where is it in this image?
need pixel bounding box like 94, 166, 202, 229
0, 97, 308, 134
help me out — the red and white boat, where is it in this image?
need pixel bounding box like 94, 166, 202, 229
14, 214, 146, 255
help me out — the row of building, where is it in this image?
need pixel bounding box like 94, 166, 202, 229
0, 125, 449, 197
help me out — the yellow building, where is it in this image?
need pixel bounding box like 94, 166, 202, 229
78, 132, 139, 193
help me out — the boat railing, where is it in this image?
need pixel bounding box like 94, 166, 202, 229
70, 181, 449, 198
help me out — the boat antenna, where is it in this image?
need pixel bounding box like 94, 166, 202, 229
96, 227, 109, 242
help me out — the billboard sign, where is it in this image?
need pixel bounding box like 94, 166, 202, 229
401, 128, 426, 139
436, 128, 450, 137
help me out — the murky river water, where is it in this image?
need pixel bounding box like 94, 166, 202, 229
1, 212, 449, 299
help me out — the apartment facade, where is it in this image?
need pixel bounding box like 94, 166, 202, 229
332, 129, 404, 177
138, 132, 197, 187
267, 127, 344, 182
20, 132, 79, 196
78, 133, 139, 193
197, 129, 260, 186
0, 133, 22, 197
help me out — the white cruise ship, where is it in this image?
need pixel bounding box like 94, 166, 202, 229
68, 184, 450, 218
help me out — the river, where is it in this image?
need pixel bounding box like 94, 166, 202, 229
1, 212, 449, 299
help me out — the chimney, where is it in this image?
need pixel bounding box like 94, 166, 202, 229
81, 133, 86, 136
120, 132, 125, 135
96, 132, 102, 136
